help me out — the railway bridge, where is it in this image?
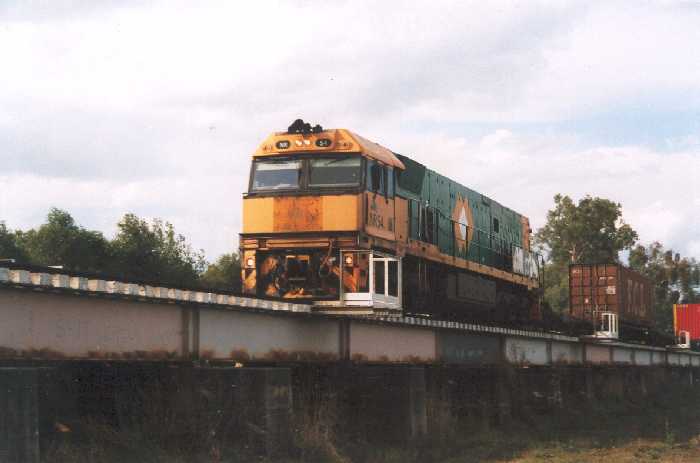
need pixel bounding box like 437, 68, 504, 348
1, 265, 699, 461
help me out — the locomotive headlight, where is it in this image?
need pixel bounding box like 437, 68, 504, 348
246, 257, 255, 268
344, 254, 354, 267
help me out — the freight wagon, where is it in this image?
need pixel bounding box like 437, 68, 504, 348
240, 120, 542, 323
673, 304, 700, 349
569, 263, 654, 341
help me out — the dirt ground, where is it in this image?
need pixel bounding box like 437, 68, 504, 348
491, 438, 700, 463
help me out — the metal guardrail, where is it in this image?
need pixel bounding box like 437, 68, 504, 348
0, 267, 312, 313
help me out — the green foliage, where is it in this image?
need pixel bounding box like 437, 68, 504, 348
1, 209, 240, 290
200, 253, 241, 291
15, 208, 110, 272
629, 241, 700, 334
541, 262, 570, 313
535, 194, 638, 265
0, 221, 29, 262
535, 194, 639, 313
108, 214, 207, 286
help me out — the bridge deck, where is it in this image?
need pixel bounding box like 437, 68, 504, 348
1, 267, 698, 367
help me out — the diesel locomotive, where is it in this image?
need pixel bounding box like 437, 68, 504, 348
240, 120, 542, 323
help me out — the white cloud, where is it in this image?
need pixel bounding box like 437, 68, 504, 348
398, 130, 700, 257
0, 1, 698, 261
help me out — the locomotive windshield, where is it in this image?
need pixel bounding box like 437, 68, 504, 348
309, 157, 362, 187
250, 155, 363, 192
251, 159, 302, 191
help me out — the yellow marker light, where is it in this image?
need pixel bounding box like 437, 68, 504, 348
295, 140, 303, 146
246, 257, 255, 268
303, 139, 311, 145
344, 254, 354, 266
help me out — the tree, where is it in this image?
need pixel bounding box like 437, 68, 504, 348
0, 222, 28, 263
200, 253, 241, 291
535, 194, 638, 265
535, 194, 639, 313
108, 213, 206, 286
629, 242, 700, 334
3, 208, 218, 289
15, 208, 109, 272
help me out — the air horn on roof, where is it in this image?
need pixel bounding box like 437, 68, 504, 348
287, 119, 323, 134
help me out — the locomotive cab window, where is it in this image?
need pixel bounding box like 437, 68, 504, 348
369, 162, 384, 194
367, 161, 394, 197
309, 156, 362, 187
251, 159, 302, 191
386, 167, 394, 198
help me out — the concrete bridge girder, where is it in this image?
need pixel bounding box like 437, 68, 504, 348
2, 280, 700, 367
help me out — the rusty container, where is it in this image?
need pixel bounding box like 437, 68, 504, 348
674, 304, 700, 340
569, 264, 653, 327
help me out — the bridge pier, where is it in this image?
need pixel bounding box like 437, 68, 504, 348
495, 367, 513, 425
331, 365, 428, 442
239, 367, 293, 455
584, 368, 595, 401
27, 364, 293, 459
0, 368, 40, 463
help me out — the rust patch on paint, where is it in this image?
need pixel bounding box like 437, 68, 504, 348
401, 355, 431, 364
199, 349, 216, 360
0, 346, 180, 361
274, 196, 321, 232
230, 349, 251, 363
6, 347, 67, 359
262, 349, 338, 362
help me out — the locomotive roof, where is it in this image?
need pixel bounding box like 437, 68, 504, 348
253, 128, 406, 169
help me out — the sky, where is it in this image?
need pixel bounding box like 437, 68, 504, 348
0, 0, 698, 262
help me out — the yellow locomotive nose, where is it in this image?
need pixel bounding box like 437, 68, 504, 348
240, 119, 540, 319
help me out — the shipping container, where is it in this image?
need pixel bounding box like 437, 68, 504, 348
674, 304, 700, 341
569, 264, 653, 327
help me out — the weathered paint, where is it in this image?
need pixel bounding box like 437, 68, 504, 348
30, 273, 51, 286
612, 347, 633, 364
3, 278, 700, 367
273, 196, 322, 231
10, 270, 30, 284
551, 341, 583, 364
586, 344, 612, 364
242, 197, 275, 233
569, 264, 653, 326
364, 192, 396, 241
243, 195, 361, 234
438, 331, 501, 364
349, 322, 436, 362
504, 337, 548, 365
652, 351, 666, 365
0, 291, 182, 358
253, 128, 406, 169
199, 308, 339, 361
635, 350, 652, 366
673, 304, 700, 340
322, 195, 361, 230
